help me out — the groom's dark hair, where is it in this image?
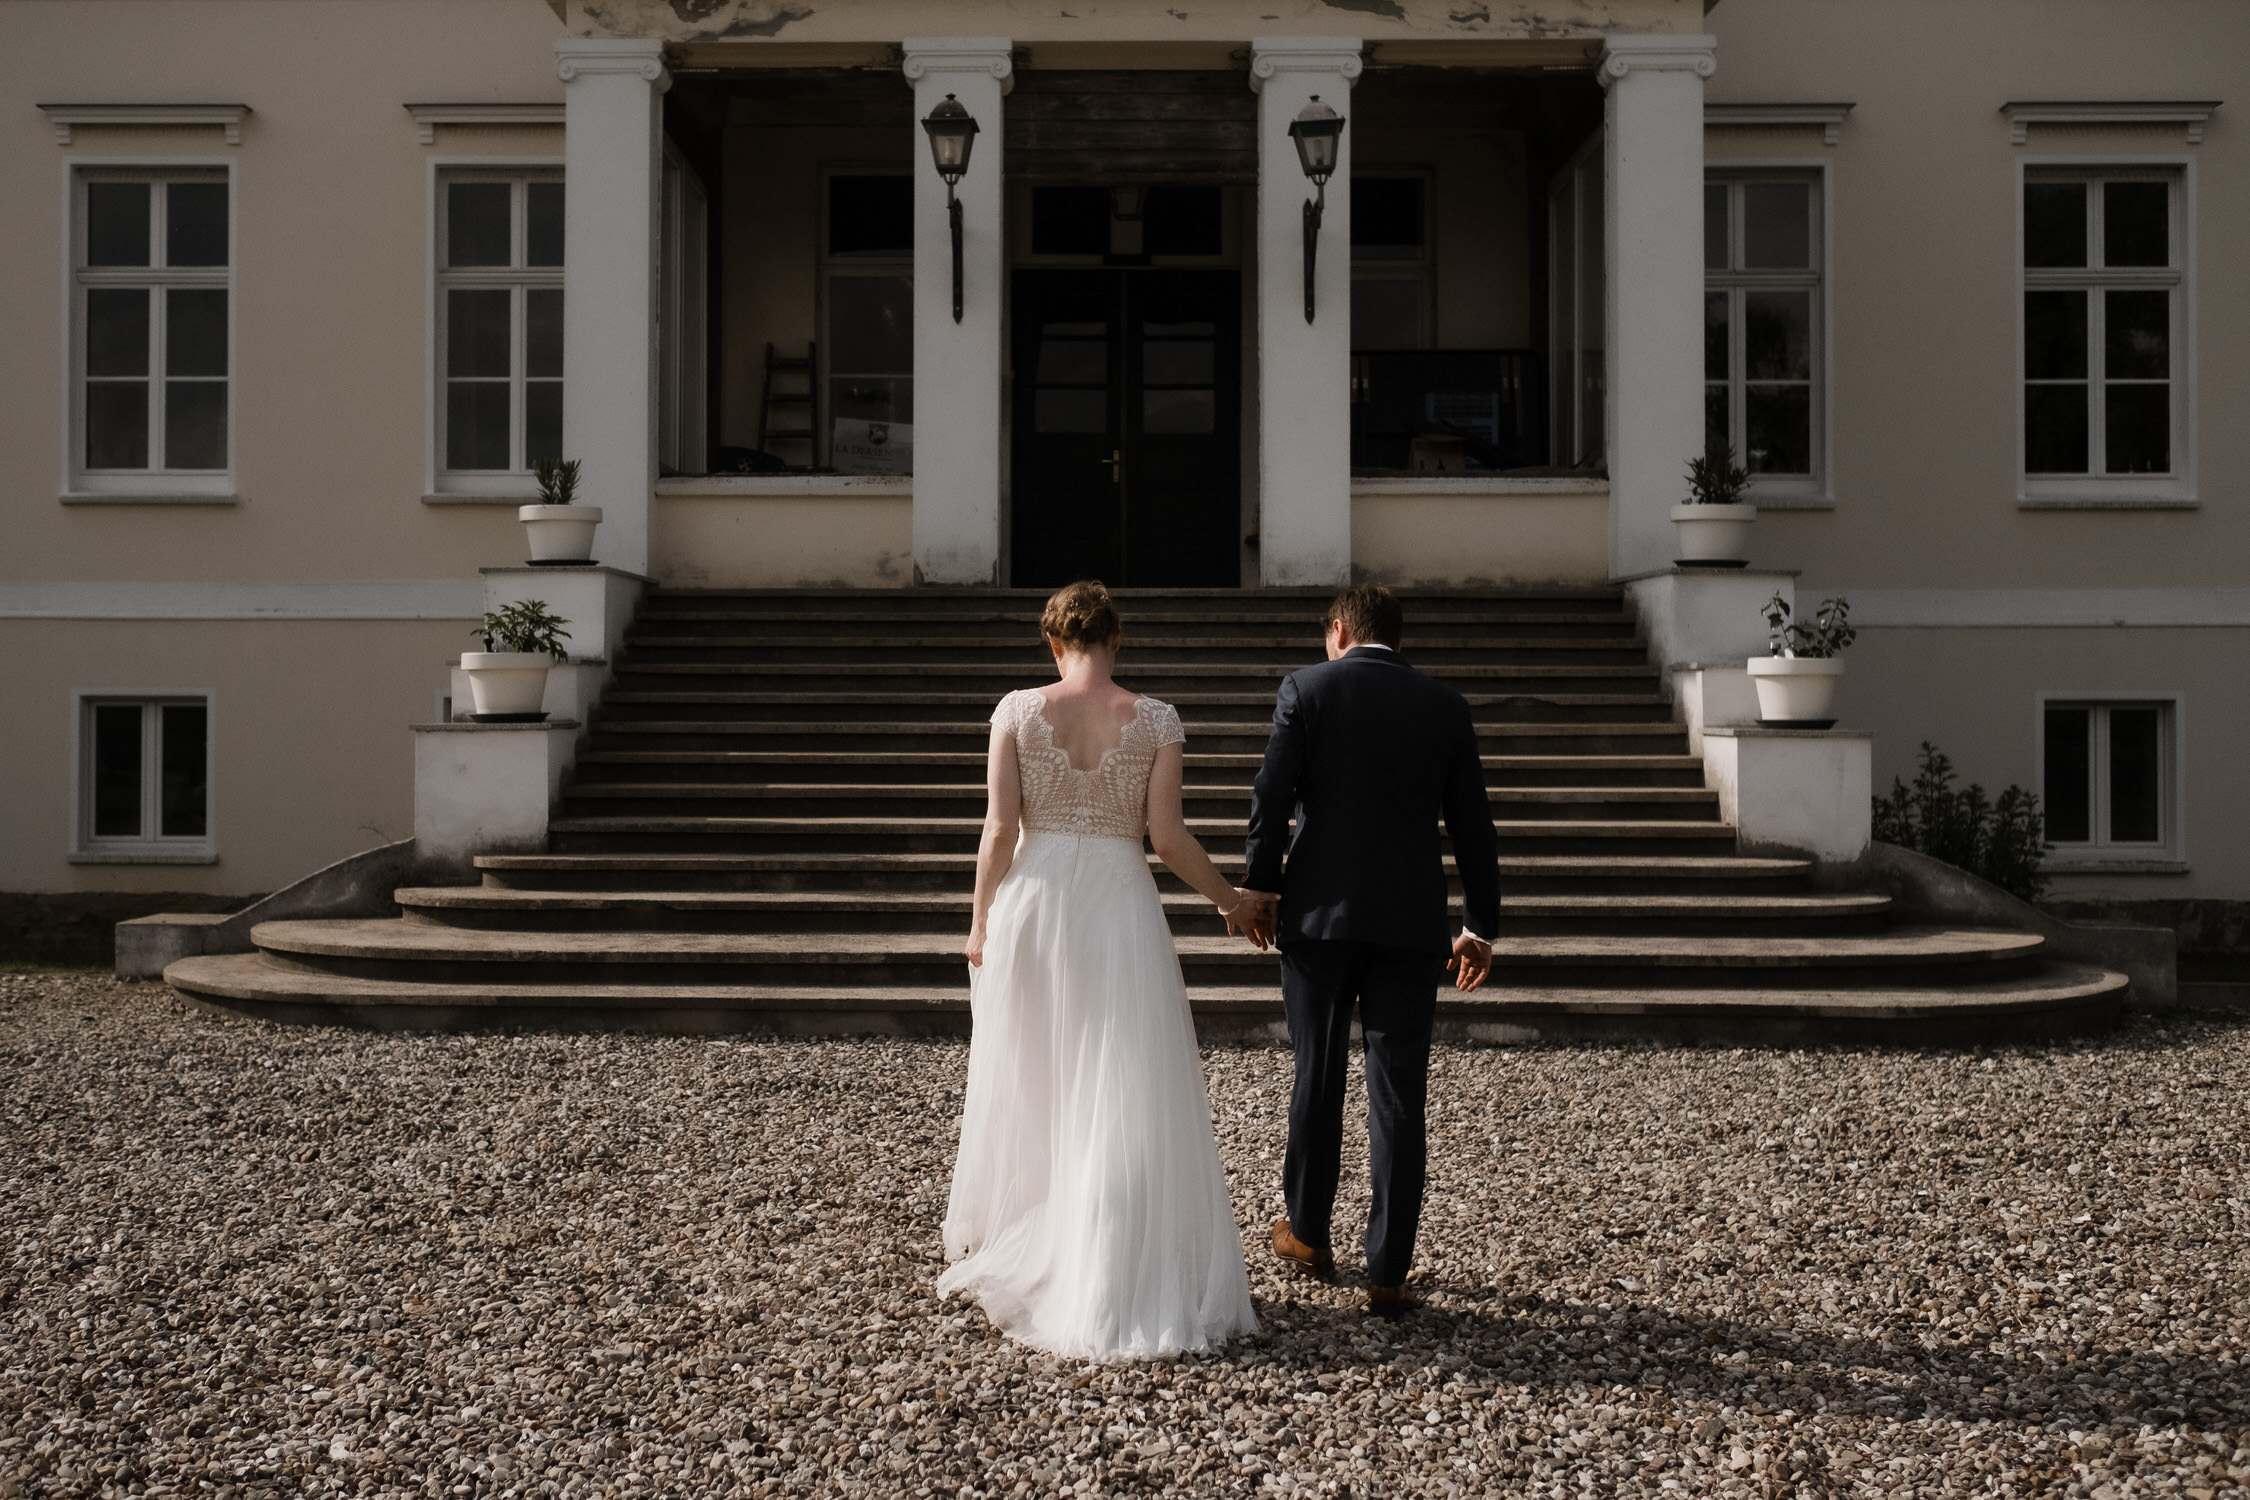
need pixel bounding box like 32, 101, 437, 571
1326, 584, 1403, 650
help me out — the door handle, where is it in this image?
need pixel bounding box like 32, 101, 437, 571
1104, 450, 1122, 482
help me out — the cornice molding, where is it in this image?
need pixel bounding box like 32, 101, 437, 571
2001, 99, 2218, 145
901, 37, 1014, 94
404, 103, 564, 146
1248, 37, 1364, 93
1705, 102, 1853, 146
1599, 34, 1718, 90
554, 38, 671, 92
39, 103, 249, 146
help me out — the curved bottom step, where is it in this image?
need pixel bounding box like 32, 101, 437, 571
167, 954, 2128, 1046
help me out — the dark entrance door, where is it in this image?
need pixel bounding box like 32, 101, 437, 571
1011, 269, 1241, 587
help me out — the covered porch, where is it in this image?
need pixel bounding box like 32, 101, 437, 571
553, 26, 1715, 590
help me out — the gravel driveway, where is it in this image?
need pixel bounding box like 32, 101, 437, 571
2, 974, 2245, 1499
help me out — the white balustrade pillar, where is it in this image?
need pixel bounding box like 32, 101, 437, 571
1250, 37, 1360, 588
556, 38, 668, 578
1600, 34, 1716, 579
903, 38, 1012, 585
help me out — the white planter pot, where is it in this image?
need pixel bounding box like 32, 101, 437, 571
1670, 502, 1755, 567
1747, 656, 1845, 724
460, 652, 554, 718
518, 504, 604, 564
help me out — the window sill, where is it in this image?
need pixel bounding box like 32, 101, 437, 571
1348, 475, 1610, 497
70, 847, 219, 865
423, 492, 540, 507
1751, 493, 1837, 511
2044, 856, 2189, 875
2019, 496, 2200, 511
655, 475, 914, 497
62, 492, 239, 507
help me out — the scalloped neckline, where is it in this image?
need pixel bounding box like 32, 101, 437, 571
1029, 691, 1154, 776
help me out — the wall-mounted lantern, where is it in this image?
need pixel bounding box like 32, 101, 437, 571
1287, 95, 1346, 324
921, 93, 980, 323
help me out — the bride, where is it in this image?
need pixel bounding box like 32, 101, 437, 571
939, 580, 1263, 1360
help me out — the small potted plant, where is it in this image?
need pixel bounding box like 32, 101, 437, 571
1671, 444, 1755, 567
519, 459, 603, 566
1748, 592, 1854, 726
462, 600, 572, 721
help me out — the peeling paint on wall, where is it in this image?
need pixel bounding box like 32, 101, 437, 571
1321, 0, 1409, 17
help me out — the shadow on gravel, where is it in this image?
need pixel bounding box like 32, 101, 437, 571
1232, 1294, 2247, 1435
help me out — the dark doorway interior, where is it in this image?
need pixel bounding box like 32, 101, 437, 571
1011, 268, 1241, 588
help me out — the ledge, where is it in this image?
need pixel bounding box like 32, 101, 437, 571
656, 475, 914, 497
70, 847, 220, 865
404, 102, 563, 145
40, 102, 249, 146
63, 491, 238, 506
1611, 565, 1800, 585
2002, 99, 2219, 145
2045, 857, 2190, 876
478, 563, 653, 585
1705, 102, 1854, 146
412, 718, 581, 734
2019, 496, 2199, 511
1702, 725, 1869, 740
1349, 476, 1609, 496
423, 492, 539, 507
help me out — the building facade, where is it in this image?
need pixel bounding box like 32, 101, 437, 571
2, 0, 2244, 952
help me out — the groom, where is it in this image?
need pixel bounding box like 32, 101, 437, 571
1238, 584, 1501, 1317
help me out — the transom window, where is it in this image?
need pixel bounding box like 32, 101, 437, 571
1704, 173, 1823, 496
2022, 171, 2184, 495
77, 697, 213, 862
2041, 698, 2179, 861
72, 170, 231, 490
437, 171, 563, 480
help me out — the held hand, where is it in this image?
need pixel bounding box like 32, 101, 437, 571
1446, 933, 1493, 993
965, 922, 987, 968
1225, 889, 1281, 951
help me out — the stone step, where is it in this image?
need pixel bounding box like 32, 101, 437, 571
164, 951, 2128, 1045
552, 782, 1724, 823
542, 815, 1743, 856
606, 662, 1661, 687
473, 851, 1815, 895
618, 635, 1652, 664
565, 750, 1713, 789
582, 720, 1692, 756
589, 692, 1676, 726
393, 886, 1891, 937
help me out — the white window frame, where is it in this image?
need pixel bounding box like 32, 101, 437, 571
68, 690, 218, 865
657, 142, 710, 477
1349, 167, 1434, 353
426, 158, 564, 500
2034, 691, 2187, 871
1703, 161, 1833, 508
61, 159, 237, 503
2016, 157, 2196, 509
819, 164, 915, 475
1548, 129, 1605, 472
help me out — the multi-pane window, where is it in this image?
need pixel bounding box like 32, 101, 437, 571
2042, 700, 2175, 856
80, 699, 210, 856
2022, 172, 2182, 485
74, 171, 230, 485
824, 173, 913, 475
438, 172, 563, 477
1705, 174, 1822, 490
1548, 140, 1605, 470
1351, 176, 1428, 352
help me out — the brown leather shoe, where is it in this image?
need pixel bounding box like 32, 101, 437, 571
1366, 1284, 1413, 1319
1271, 1219, 1336, 1281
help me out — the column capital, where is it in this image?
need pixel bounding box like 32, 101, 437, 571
555, 37, 671, 91
1248, 36, 1364, 93
1598, 33, 1717, 88
901, 37, 1014, 92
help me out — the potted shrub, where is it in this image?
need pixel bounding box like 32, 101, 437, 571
1671, 444, 1755, 567
1748, 592, 1855, 726
519, 459, 603, 566
462, 600, 572, 721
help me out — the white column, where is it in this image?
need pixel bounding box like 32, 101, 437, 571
1250, 38, 1360, 588
902, 38, 1012, 586
1600, 34, 1716, 580
556, 38, 668, 578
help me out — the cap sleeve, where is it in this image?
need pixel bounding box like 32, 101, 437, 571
1148, 698, 1186, 749
990, 689, 1028, 729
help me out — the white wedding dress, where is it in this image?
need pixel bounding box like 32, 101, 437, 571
938, 689, 1260, 1361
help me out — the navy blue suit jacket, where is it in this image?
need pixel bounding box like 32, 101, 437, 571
1243, 646, 1502, 956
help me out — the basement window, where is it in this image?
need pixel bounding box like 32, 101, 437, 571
73, 696, 215, 864
2039, 697, 2183, 868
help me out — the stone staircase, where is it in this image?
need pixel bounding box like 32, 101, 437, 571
167, 588, 2127, 1043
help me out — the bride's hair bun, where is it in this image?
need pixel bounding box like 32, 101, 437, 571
1041, 580, 1121, 652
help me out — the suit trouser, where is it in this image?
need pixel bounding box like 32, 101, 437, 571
1279, 939, 1441, 1289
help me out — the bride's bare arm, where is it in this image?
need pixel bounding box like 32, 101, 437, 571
966, 721, 1022, 967
1146, 741, 1258, 929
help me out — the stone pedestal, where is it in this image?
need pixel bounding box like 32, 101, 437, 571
1672, 661, 1760, 754
412, 721, 579, 871
1250, 37, 1361, 587
903, 38, 1012, 584
1701, 727, 1871, 862
1624, 566, 1795, 674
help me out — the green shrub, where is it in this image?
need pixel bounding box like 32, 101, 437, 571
1871, 742, 2050, 902
475, 599, 572, 660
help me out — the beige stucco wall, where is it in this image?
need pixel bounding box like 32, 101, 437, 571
653, 481, 913, 586
1708, 0, 2250, 589
0, 620, 463, 894
1353, 483, 1609, 586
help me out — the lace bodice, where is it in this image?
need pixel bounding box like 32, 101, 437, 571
994, 689, 1184, 841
